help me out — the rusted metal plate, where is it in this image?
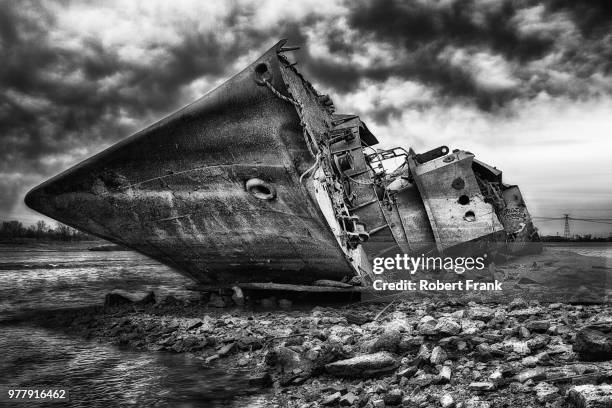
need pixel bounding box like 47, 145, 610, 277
408, 151, 504, 253
499, 185, 540, 254
394, 184, 437, 255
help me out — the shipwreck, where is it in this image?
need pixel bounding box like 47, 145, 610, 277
25, 40, 540, 288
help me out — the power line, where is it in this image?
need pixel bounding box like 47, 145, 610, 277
533, 216, 612, 225
531, 215, 612, 239
563, 214, 570, 239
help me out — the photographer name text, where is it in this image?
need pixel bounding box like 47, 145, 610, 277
372, 279, 502, 291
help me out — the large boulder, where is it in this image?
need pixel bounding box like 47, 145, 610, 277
574, 328, 612, 361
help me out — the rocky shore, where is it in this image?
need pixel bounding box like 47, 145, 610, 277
18, 290, 612, 408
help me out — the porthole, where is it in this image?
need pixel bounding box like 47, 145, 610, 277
458, 195, 470, 205
254, 63, 272, 85
451, 177, 465, 190
246, 178, 276, 200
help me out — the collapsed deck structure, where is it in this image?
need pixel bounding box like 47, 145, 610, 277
25, 40, 540, 287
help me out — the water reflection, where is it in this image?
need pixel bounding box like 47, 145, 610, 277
0, 325, 267, 407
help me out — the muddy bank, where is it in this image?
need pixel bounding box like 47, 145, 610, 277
10, 291, 612, 408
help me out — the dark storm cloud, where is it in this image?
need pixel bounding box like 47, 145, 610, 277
298, 0, 612, 115
348, 0, 553, 60
0, 2, 263, 175
548, 0, 612, 37
0, 0, 611, 218
295, 0, 548, 106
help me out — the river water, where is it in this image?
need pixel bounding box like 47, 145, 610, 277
0, 242, 268, 407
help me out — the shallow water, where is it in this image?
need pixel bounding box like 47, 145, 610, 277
544, 242, 612, 260
0, 242, 195, 320
0, 325, 269, 407
0, 242, 268, 407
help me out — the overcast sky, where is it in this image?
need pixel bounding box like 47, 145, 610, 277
1, 0, 611, 236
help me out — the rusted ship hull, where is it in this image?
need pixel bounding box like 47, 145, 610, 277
25, 41, 355, 284
26, 40, 540, 286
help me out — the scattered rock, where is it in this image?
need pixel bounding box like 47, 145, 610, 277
397, 366, 418, 378
430, 346, 448, 365
325, 352, 399, 378
567, 384, 612, 408
205, 354, 219, 364
468, 307, 496, 322
231, 286, 245, 306
182, 318, 203, 331
503, 339, 530, 355
321, 392, 341, 406
339, 392, 358, 406
464, 397, 491, 408
574, 328, 612, 361
533, 382, 559, 403
440, 393, 455, 408
369, 329, 401, 353
344, 312, 372, 326
461, 319, 485, 335
383, 389, 403, 406
435, 318, 462, 335
415, 344, 432, 364
439, 365, 452, 383
399, 335, 424, 353
237, 335, 263, 350
469, 382, 496, 392
217, 342, 235, 357
508, 307, 542, 318
525, 320, 550, 332
371, 398, 385, 408
409, 372, 438, 387
50, 289, 612, 407
418, 315, 438, 335
515, 367, 547, 383
527, 334, 550, 350
508, 297, 528, 310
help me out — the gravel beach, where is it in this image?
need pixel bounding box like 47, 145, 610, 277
13, 291, 612, 408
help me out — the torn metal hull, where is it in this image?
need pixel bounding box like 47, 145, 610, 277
25, 40, 541, 286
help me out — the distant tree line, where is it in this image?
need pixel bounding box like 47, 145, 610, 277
0, 220, 95, 241
540, 234, 612, 242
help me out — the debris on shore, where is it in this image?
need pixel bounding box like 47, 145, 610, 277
25, 294, 612, 407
